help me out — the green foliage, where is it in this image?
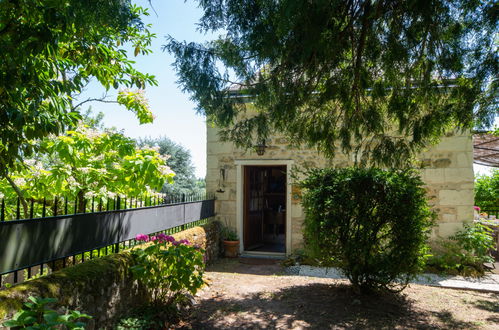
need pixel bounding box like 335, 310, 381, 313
301, 167, 434, 293
221, 225, 239, 241
0, 125, 174, 218
117, 89, 154, 124
137, 137, 204, 195
0, 0, 157, 174
167, 0, 497, 168
130, 235, 205, 306
475, 169, 499, 209
2, 296, 91, 329
115, 305, 178, 330
427, 223, 494, 276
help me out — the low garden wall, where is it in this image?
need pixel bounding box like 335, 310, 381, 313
0, 220, 221, 329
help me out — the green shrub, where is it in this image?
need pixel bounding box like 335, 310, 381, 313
427, 222, 494, 276
130, 234, 205, 306
301, 167, 434, 293
2, 296, 91, 329
221, 224, 239, 241
474, 169, 499, 209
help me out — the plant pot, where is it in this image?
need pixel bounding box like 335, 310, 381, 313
223, 240, 240, 258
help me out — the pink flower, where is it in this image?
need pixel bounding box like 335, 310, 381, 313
473, 206, 481, 211
179, 239, 191, 245
155, 233, 175, 243
172, 241, 180, 246
135, 234, 149, 242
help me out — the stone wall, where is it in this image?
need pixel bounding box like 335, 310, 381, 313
206, 124, 474, 252
419, 132, 474, 237
0, 221, 221, 329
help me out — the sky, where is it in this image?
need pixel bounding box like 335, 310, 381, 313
79, 0, 496, 179
80, 0, 212, 178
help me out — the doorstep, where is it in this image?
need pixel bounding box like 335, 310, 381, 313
240, 251, 286, 259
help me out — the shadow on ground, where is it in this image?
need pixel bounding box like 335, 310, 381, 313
185, 282, 477, 329
205, 257, 284, 276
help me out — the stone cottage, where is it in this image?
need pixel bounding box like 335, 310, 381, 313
206, 123, 474, 256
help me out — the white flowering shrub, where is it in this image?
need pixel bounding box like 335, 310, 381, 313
0, 125, 175, 218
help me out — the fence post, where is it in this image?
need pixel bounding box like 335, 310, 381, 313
53, 196, 58, 216
16, 197, 20, 219
1, 198, 4, 221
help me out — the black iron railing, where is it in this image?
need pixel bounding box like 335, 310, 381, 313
0, 193, 215, 289
0, 192, 209, 222
481, 208, 499, 218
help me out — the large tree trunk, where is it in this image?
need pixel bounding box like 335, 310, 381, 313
77, 189, 86, 213
5, 174, 29, 218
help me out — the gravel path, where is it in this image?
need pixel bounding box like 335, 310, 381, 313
296, 265, 499, 293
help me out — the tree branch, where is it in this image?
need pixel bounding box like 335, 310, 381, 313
71, 98, 119, 111
5, 174, 29, 218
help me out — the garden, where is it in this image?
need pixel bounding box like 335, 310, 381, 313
1, 167, 498, 328
1, 0, 498, 329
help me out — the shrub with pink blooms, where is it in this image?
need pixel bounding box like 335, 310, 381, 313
130, 233, 205, 306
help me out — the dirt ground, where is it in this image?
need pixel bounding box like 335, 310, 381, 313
177, 258, 499, 330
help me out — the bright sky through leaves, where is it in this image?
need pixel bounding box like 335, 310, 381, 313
80, 0, 495, 177
79, 0, 212, 178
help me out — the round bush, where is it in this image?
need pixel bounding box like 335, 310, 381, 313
301, 167, 434, 293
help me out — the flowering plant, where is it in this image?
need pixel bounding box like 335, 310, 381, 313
130, 233, 205, 305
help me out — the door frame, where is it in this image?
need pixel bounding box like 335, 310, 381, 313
235, 159, 293, 255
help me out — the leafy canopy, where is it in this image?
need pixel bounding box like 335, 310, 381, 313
137, 136, 204, 195
0, 0, 156, 174
167, 0, 498, 167
0, 125, 174, 218
474, 169, 499, 209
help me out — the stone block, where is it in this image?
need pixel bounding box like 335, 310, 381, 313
456, 152, 473, 167
433, 136, 471, 152
422, 169, 445, 183
291, 233, 304, 250
456, 205, 474, 222
437, 222, 465, 238
439, 189, 474, 206
444, 168, 474, 183
206, 155, 219, 169
219, 200, 236, 216
207, 126, 221, 142
208, 141, 233, 154
291, 203, 303, 218
440, 213, 457, 222
432, 158, 452, 168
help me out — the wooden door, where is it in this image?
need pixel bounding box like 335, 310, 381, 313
244, 166, 265, 249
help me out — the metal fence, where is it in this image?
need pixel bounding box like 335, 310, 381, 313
0, 192, 207, 222
0, 193, 215, 288
481, 208, 499, 218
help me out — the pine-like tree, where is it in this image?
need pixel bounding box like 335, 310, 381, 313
166, 0, 498, 167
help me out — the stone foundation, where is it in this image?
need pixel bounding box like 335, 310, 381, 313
0, 220, 221, 329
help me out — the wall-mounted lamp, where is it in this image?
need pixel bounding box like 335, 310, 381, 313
255, 140, 267, 156
216, 167, 226, 193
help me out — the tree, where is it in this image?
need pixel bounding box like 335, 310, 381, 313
475, 169, 499, 209
137, 137, 203, 195
0, 0, 156, 175
166, 0, 498, 167
301, 167, 434, 293
0, 125, 174, 218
